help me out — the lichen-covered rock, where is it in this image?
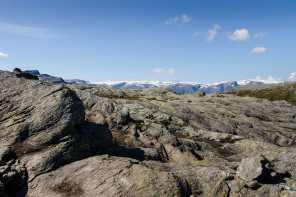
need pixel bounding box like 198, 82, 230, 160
27, 156, 191, 197
236, 155, 265, 182
0, 71, 112, 196
1, 70, 296, 196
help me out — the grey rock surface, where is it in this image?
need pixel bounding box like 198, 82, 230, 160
1, 70, 296, 196
27, 155, 191, 197
236, 155, 265, 182
0, 71, 111, 196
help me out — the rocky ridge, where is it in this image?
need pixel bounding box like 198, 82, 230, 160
92, 80, 283, 94
23, 70, 283, 94
1, 70, 296, 196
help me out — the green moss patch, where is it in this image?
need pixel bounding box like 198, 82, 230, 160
228, 83, 296, 105
173, 132, 191, 139
100, 95, 140, 100
147, 98, 167, 102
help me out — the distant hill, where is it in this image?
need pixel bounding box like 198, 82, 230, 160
24, 70, 283, 94
227, 82, 296, 105
93, 79, 282, 94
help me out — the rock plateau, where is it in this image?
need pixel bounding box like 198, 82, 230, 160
1, 70, 296, 197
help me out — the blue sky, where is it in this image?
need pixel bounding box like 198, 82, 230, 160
0, 0, 296, 83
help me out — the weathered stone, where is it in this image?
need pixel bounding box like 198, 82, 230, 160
0, 71, 111, 196
192, 90, 206, 97
1, 70, 296, 196
236, 155, 265, 182
245, 180, 258, 188
27, 156, 191, 197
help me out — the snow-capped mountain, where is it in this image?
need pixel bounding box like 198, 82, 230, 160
23, 70, 283, 94
93, 79, 283, 94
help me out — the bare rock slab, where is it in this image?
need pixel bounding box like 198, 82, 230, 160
27, 155, 190, 197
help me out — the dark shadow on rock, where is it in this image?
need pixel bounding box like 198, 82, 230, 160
0, 165, 28, 197
129, 118, 144, 124
0, 121, 111, 197
14, 68, 39, 80
190, 150, 204, 160
102, 146, 146, 161
0, 148, 28, 197
128, 118, 145, 133
0, 119, 144, 196
79, 121, 113, 150
57, 120, 147, 164
54, 121, 114, 168
257, 168, 291, 185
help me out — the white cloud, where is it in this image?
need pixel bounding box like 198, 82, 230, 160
213, 24, 220, 30
228, 29, 250, 41
181, 14, 192, 23
253, 32, 266, 38
165, 17, 180, 25
193, 32, 199, 37
165, 14, 192, 25
152, 68, 166, 74
250, 47, 268, 54
254, 76, 282, 83
0, 52, 8, 58
289, 72, 296, 81
0, 22, 56, 39
206, 24, 220, 42
152, 68, 175, 75
168, 68, 175, 75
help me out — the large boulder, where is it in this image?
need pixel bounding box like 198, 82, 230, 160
0, 71, 112, 196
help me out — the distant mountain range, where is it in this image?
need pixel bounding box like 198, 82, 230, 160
93, 80, 283, 94
24, 70, 283, 94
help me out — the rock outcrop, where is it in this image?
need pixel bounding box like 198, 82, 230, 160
0, 71, 111, 196
1, 70, 296, 196
14, 68, 39, 80
24, 70, 65, 84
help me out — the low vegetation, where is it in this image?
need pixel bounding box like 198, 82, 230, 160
227, 83, 296, 105
100, 95, 140, 100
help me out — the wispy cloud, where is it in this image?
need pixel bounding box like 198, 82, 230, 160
250, 47, 267, 54
289, 72, 296, 81
168, 68, 175, 75
228, 29, 250, 41
165, 17, 179, 25
0, 52, 8, 58
0, 22, 57, 39
193, 32, 199, 37
165, 14, 192, 25
206, 24, 220, 42
253, 32, 266, 38
152, 68, 175, 75
181, 15, 191, 23
152, 68, 166, 74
